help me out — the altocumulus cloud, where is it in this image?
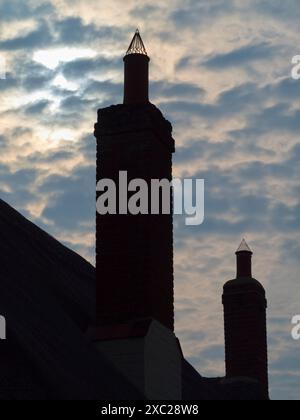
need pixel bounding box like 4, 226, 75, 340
0, 0, 299, 400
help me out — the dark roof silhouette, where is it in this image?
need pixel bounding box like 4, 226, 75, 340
0, 199, 141, 400
0, 199, 263, 400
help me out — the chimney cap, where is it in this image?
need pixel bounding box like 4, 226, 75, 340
236, 238, 252, 253
125, 29, 148, 56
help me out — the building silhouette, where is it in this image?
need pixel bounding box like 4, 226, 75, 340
0, 197, 265, 400
91, 30, 269, 400
94, 30, 175, 331
92, 29, 178, 399
0, 30, 270, 400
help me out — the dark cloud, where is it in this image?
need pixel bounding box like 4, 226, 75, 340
267, 77, 300, 100
0, 166, 41, 213
83, 79, 122, 105
198, 345, 225, 362
159, 100, 216, 119
271, 345, 300, 373
0, 73, 18, 91
172, 137, 300, 243
175, 139, 235, 164
247, 104, 300, 135
40, 165, 95, 229
171, 0, 235, 28
270, 371, 300, 401
61, 56, 120, 79
218, 82, 259, 108
0, 14, 123, 52
253, 0, 300, 23
27, 149, 75, 165
281, 239, 300, 262
130, 4, 159, 18
177, 42, 281, 75
59, 95, 96, 112
54, 17, 124, 46
151, 80, 205, 100
24, 99, 51, 115
78, 134, 96, 161
175, 55, 194, 71
22, 71, 53, 91
203, 43, 277, 69
0, 21, 53, 51
159, 81, 262, 122
54, 17, 98, 45
0, 0, 54, 22
7, 56, 55, 92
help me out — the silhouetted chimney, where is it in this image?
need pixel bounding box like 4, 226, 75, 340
91, 31, 181, 399
94, 30, 175, 331
123, 29, 150, 104
222, 240, 269, 399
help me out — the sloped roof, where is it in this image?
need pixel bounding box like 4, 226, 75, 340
0, 199, 141, 400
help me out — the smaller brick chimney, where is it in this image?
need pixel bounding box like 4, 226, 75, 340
222, 240, 269, 399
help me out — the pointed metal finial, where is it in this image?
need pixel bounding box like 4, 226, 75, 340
126, 29, 148, 56
236, 238, 252, 253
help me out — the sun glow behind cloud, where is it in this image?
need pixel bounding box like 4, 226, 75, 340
52, 74, 78, 91
33, 48, 97, 70
39, 128, 77, 142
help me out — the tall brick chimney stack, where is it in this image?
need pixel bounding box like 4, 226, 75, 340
91, 30, 181, 399
222, 240, 269, 399
94, 29, 175, 331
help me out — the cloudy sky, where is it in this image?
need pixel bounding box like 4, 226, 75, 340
1, 0, 300, 400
